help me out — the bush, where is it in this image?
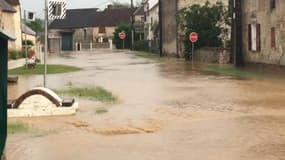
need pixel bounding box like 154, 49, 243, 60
19, 50, 26, 58
22, 40, 34, 46
178, 1, 230, 54
9, 51, 18, 60
133, 40, 149, 51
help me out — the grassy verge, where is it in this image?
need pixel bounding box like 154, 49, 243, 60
8, 121, 58, 137
8, 121, 29, 134
8, 64, 81, 75
202, 65, 267, 79
135, 52, 175, 62
54, 87, 117, 103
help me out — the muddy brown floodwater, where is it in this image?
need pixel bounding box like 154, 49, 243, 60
7, 49, 285, 160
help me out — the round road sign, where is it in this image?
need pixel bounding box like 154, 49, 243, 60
189, 32, 198, 43
119, 32, 126, 40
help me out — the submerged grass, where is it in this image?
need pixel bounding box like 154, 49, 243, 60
55, 87, 117, 103
8, 121, 59, 137
202, 65, 268, 79
134, 52, 173, 62
95, 108, 108, 114
8, 121, 29, 134
8, 64, 81, 75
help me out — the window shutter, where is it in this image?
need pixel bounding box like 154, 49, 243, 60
271, 27, 276, 48
256, 24, 261, 52
248, 24, 252, 51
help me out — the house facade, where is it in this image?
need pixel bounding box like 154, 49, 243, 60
49, 7, 137, 52
143, 0, 159, 41
0, 0, 22, 51
241, 0, 285, 66
160, 0, 228, 56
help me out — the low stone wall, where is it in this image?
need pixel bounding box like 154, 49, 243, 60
8, 58, 25, 70
194, 47, 230, 64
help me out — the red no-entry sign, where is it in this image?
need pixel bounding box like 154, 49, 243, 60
119, 32, 126, 40
189, 32, 198, 43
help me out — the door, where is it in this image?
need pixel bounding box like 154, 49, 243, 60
61, 33, 73, 51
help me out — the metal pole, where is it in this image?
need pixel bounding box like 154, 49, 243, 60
44, 0, 48, 87
123, 40, 125, 49
192, 42, 194, 68
24, 10, 28, 68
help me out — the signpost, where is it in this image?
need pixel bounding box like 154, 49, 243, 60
119, 31, 126, 49
44, 0, 66, 87
189, 32, 198, 67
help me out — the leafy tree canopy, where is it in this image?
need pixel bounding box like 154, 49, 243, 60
25, 18, 44, 34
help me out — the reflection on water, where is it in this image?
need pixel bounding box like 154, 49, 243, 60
7, 50, 285, 160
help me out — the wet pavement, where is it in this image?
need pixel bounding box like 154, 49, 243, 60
7, 49, 285, 160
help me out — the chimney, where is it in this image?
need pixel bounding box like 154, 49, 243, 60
107, 4, 113, 9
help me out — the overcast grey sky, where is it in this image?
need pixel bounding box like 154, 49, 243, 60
20, 0, 140, 18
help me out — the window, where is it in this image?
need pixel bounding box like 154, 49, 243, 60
98, 27, 106, 34
270, 0, 276, 10
52, 4, 62, 16
271, 27, 276, 48
248, 24, 261, 52
83, 29, 87, 40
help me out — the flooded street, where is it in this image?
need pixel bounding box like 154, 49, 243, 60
7, 49, 285, 160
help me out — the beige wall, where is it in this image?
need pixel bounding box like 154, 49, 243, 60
145, 4, 159, 40
1, 5, 22, 51
242, 0, 285, 65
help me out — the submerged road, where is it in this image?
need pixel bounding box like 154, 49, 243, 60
7, 49, 285, 160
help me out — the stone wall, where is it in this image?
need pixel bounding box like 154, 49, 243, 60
242, 0, 285, 66
1, 5, 22, 51
161, 0, 178, 56
195, 47, 230, 64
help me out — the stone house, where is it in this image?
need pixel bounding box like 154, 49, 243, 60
160, 0, 228, 57
143, 0, 159, 41
0, 0, 22, 51
49, 6, 137, 52
241, 0, 285, 66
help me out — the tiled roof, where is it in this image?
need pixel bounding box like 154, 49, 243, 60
133, 6, 144, 15
49, 7, 136, 29
5, 0, 19, 6
22, 23, 36, 36
0, 0, 16, 12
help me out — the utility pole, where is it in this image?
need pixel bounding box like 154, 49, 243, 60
44, 0, 48, 87
131, 0, 134, 50
24, 10, 28, 68
158, 0, 163, 57
231, 0, 244, 67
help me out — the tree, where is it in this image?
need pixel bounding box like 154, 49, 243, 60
25, 18, 44, 34
113, 23, 141, 49
111, 0, 130, 8
114, 24, 132, 49
178, 1, 230, 56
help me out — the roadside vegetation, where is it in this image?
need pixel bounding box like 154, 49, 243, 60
178, 1, 230, 60
95, 108, 108, 114
8, 64, 81, 75
8, 121, 58, 137
202, 65, 282, 79
54, 87, 117, 103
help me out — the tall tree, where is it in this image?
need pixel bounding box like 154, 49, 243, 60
178, 2, 230, 53
25, 18, 44, 34
111, 0, 130, 8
